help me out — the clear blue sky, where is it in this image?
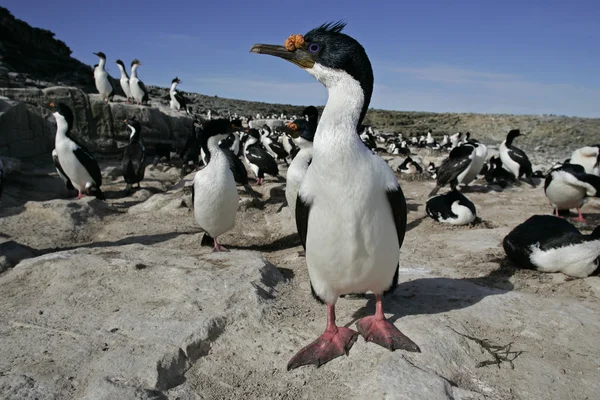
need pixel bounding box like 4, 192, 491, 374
4, 1, 600, 117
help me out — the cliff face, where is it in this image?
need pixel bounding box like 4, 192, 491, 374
0, 7, 94, 90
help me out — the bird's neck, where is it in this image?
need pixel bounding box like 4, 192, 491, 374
98, 58, 106, 70
131, 65, 138, 78
505, 136, 514, 147
170, 82, 178, 92
313, 78, 365, 153
117, 64, 129, 78
55, 119, 70, 141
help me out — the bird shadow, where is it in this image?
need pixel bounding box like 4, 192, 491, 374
225, 233, 301, 253
406, 215, 427, 232
344, 266, 515, 328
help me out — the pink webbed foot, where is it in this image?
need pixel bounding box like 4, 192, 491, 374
572, 209, 586, 223
287, 304, 358, 370
257, 178, 263, 186
212, 238, 229, 253
77, 191, 85, 199
357, 295, 420, 352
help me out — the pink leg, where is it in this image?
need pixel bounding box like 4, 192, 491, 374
212, 237, 229, 252
572, 208, 586, 223
287, 303, 358, 370
257, 178, 263, 185
554, 208, 560, 217
356, 294, 420, 352
77, 191, 85, 199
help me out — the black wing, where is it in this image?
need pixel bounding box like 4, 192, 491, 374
572, 170, 600, 196
247, 146, 278, 175
138, 79, 149, 102
384, 186, 408, 295
436, 154, 472, 186
295, 195, 310, 250
72, 144, 102, 187
121, 142, 145, 184
174, 92, 187, 108
52, 152, 75, 190
222, 148, 248, 185
508, 145, 533, 176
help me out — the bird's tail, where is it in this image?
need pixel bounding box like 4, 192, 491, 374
200, 232, 214, 247
243, 184, 260, 200
428, 186, 440, 197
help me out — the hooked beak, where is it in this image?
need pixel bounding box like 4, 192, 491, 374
250, 44, 315, 69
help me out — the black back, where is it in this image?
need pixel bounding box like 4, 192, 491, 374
426, 190, 476, 222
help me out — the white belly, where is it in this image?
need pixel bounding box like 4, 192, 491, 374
530, 241, 600, 278
95, 71, 112, 98
301, 153, 400, 304
285, 149, 311, 214
545, 180, 586, 209
499, 143, 520, 177
170, 93, 180, 110
193, 154, 239, 238
130, 78, 145, 102
54, 141, 95, 192
461, 145, 487, 184
440, 201, 476, 225
120, 77, 132, 98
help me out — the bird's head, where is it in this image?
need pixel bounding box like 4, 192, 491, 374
172, 77, 181, 84
49, 102, 74, 129
115, 59, 125, 68
251, 21, 373, 126
93, 52, 106, 59
131, 59, 141, 68
124, 117, 141, 140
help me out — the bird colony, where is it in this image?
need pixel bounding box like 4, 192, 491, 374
1, 22, 600, 375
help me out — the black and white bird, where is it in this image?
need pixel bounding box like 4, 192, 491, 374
397, 156, 423, 174
51, 149, 75, 193
428, 144, 476, 196
192, 119, 239, 252
570, 145, 600, 176
50, 102, 105, 200
460, 135, 488, 186
503, 215, 600, 278
129, 59, 149, 105
426, 190, 477, 225
93, 52, 114, 103
251, 21, 419, 370
115, 60, 133, 103
544, 162, 600, 223
121, 118, 146, 193
285, 106, 318, 214
425, 130, 440, 150
242, 128, 280, 185
169, 77, 189, 114
484, 155, 515, 188
499, 129, 536, 186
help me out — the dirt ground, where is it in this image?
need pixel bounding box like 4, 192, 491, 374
1, 148, 599, 400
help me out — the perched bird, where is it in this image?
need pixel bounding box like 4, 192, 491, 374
251, 21, 419, 370
499, 129, 536, 186
51, 149, 75, 192
121, 118, 146, 193
484, 155, 515, 188
192, 119, 239, 252
460, 135, 488, 186
93, 52, 114, 103
428, 145, 475, 196
115, 60, 133, 103
427, 162, 438, 179
544, 163, 600, 222
242, 128, 280, 185
426, 190, 477, 225
285, 106, 318, 214
169, 77, 190, 114
570, 145, 600, 176
50, 102, 104, 200
129, 59, 149, 105
503, 215, 600, 278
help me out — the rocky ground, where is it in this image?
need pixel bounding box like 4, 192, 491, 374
1, 147, 599, 400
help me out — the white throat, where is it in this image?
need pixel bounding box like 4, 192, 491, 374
306, 64, 365, 153
53, 113, 69, 138
117, 63, 128, 78
131, 64, 139, 78
98, 58, 106, 70
170, 82, 178, 93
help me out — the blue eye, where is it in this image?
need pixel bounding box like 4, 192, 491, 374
308, 43, 320, 53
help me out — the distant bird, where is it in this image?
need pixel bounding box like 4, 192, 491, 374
192, 119, 239, 252
251, 21, 419, 371
115, 60, 133, 103
427, 162, 438, 179
570, 145, 600, 176
449, 132, 462, 149
50, 102, 104, 200
397, 156, 423, 174
425, 130, 440, 150
426, 190, 477, 225
503, 215, 600, 278
129, 59, 149, 105
260, 127, 289, 164
242, 128, 280, 185
51, 149, 75, 192
169, 77, 189, 114
499, 129, 536, 186
121, 118, 146, 193
544, 163, 600, 222
93, 52, 114, 103
484, 155, 515, 188
285, 106, 318, 214
428, 145, 475, 196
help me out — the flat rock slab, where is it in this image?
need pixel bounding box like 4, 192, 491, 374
0, 245, 284, 399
